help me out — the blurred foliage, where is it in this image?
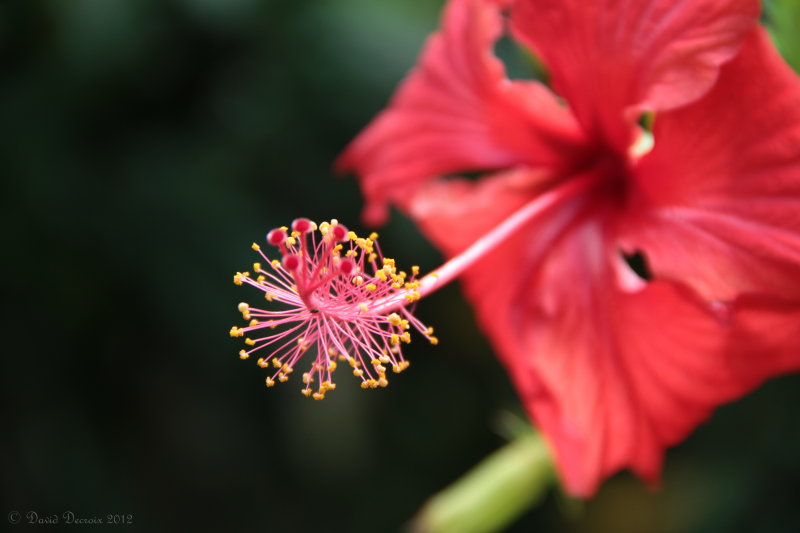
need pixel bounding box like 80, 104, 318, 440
766, 0, 800, 72
2, 0, 800, 532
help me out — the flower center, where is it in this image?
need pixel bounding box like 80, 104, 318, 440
230, 218, 436, 398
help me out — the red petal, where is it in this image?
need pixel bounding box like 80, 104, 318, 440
411, 175, 800, 496
337, 0, 586, 224
621, 29, 800, 301
511, 0, 759, 150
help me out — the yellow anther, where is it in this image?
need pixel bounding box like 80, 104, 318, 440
280, 226, 289, 231
233, 273, 244, 286
251, 242, 261, 251
378, 378, 388, 388
265, 292, 274, 301
353, 275, 364, 286
257, 358, 268, 368
411, 265, 420, 276
272, 359, 282, 368
271, 259, 280, 267
347, 231, 358, 241
267, 320, 277, 329
245, 338, 256, 346
229, 326, 243, 338
387, 313, 402, 326
312, 392, 325, 400
355, 238, 366, 248
401, 319, 409, 330
239, 350, 249, 360
426, 327, 435, 335
286, 236, 297, 246
360, 381, 369, 389
400, 332, 411, 344
253, 262, 262, 273
392, 365, 400, 373
333, 244, 343, 253
375, 364, 386, 373
249, 319, 259, 327
368, 379, 379, 389
301, 388, 312, 397
291, 230, 301, 238
404, 291, 421, 302
278, 374, 289, 382
266, 377, 275, 387
256, 275, 266, 283
368, 253, 377, 263
282, 364, 293, 374
365, 283, 377, 292
390, 334, 400, 345
328, 361, 338, 372
319, 221, 330, 235
429, 336, 439, 346
369, 232, 379, 240
302, 372, 311, 384
238, 302, 249, 314
376, 270, 387, 281
353, 368, 364, 377
345, 249, 357, 258
379, 355, 391, 364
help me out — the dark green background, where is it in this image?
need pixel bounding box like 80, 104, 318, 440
3, 1, 800, 531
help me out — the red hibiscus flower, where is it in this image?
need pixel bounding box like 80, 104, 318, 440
338, 0, 800, 496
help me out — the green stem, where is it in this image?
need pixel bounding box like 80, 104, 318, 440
413, 429, 555, 533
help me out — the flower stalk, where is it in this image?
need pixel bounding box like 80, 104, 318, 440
413, 428, 554, 533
